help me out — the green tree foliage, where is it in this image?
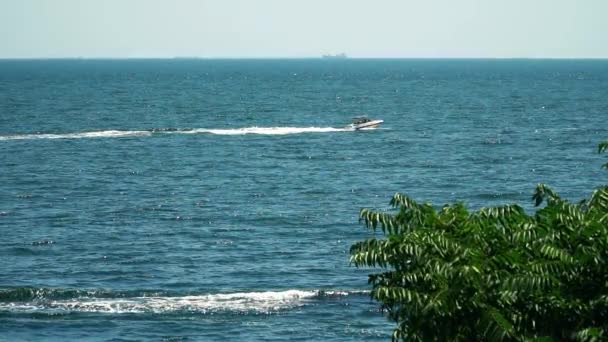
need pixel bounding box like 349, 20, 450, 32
351, 142, 608, 341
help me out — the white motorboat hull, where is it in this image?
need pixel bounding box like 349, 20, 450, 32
350, 120, 384, 130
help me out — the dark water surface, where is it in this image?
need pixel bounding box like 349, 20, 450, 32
1, 59, 607, 341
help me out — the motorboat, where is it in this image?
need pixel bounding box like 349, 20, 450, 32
348, 117, 384, 130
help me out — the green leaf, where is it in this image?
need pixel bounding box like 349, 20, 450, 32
598, 141, 608, 154
352, 142, 608, 341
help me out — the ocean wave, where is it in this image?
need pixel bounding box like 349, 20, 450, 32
0, 288, 368, 314
0, 126, 363, 141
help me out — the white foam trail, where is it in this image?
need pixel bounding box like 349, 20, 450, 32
184, 126, 351, 135
0, 130, 151, 141
0, 290, 320, 314
0, 126, 361, 141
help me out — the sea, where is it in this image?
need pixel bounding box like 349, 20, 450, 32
0, 59, 607, 341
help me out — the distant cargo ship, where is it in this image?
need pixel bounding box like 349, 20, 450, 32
321, 53, 347, 59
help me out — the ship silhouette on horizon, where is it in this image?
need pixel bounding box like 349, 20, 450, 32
321, 53, 347, 59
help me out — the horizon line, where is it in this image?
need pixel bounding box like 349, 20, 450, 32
1, 56, 608, 61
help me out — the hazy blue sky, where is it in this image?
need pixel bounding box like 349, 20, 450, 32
1, 0, 607, 58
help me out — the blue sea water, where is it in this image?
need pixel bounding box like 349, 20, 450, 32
0, 59, 607, 341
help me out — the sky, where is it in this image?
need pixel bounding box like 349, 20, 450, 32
0, 0, 607, 59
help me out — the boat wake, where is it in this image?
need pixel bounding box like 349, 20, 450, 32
0, 130, 152, 141
0, 287, 369, 315
184, 126, 349, 136
0, 126, 369, 141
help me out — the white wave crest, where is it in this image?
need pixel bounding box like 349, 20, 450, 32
0, 290, 321, 314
